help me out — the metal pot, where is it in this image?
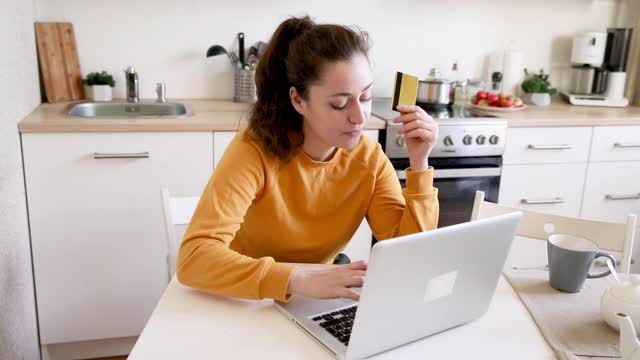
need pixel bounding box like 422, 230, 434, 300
417, 68, 466, 106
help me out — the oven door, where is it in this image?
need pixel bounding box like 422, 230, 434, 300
394, 157, 501, 228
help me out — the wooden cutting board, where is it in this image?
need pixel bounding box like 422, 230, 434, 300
35, 22, 85, 102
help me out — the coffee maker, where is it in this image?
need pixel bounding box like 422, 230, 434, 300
563, 28, 633, 107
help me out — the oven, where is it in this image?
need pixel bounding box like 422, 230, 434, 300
372, 98, 508, 229
392, 156, 501, 228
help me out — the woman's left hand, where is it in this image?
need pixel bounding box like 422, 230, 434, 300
392, 105, 439, 171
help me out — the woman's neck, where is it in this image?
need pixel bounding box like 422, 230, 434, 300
302, 125, 336, 162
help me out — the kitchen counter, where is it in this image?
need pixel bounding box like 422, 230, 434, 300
17, 99, 387, 133
17, 98, 640, 133
488, 98, 640, 127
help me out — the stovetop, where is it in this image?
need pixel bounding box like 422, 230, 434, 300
371, 98, 508, 159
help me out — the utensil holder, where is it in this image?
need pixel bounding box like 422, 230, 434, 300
234, 67, 257, 104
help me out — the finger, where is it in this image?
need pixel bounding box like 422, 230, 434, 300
398, 121, 437, 135
404, 128, 436, 141
392, 111, 434, 124
396, 104, 427, 115
336, 288, 360, 301
345, 260, 367, 270
344, 275, 365, 288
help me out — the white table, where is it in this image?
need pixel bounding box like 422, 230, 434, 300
129, 259, 556, 359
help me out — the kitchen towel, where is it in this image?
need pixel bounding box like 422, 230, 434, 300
503, 268, 620, 359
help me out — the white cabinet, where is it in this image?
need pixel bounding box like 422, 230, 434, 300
503, 127, 592, 165
499, 163, 586, 217
590, 126, 640, 162
213, 131, 237, 168
500, 127, 590, 217
212, 130, 378, 262
581, 162, 640, 224
22, 132, 213, 345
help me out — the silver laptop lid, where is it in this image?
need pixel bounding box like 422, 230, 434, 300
346, 212, 521, 360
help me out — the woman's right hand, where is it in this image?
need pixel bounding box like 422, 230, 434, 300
287, 260, 367, 301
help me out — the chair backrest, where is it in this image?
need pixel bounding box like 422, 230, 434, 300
161, 188, 200, 281
471, 191, 637, 274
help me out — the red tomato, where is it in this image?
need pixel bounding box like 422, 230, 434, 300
488, 93, 499, 103
500, 97, 514, 108
476, 91, 488, 100
489, 100, 500, 107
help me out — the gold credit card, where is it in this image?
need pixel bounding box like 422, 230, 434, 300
391, 71, 418, 112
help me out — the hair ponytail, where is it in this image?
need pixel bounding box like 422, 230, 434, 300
247, 16, 371, 163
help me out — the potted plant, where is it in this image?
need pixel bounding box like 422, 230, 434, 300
521, 68, 557, 106
83, 71, 115, 101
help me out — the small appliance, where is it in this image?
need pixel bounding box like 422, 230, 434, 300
563, 28, 633, 107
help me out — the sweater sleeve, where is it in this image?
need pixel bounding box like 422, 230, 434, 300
366, 155, 439, 240
176, 134, 295, 301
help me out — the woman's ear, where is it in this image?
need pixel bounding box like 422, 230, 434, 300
289, 86, 307, 116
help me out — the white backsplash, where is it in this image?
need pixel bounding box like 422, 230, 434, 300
35, 0, 624, 100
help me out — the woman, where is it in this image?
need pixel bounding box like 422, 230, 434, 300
177, 16, 439, 302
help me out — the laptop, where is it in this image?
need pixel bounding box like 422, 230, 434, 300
274, 212, 522, 360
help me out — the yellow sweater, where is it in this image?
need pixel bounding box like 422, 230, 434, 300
177, 130, 439, 301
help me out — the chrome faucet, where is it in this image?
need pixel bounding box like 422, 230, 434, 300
124, 66, 139, 103
156, 82, 167, 103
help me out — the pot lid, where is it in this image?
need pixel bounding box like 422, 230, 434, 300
422, 68, 452, 84
609, 274, 640, 303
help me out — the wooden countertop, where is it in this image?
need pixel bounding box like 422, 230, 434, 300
17, 99, 387, 133
17, 98, 640, 133
488, 98, 640, 127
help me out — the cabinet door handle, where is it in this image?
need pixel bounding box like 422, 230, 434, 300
613, 142, 640, 148
521, 197, 564, 205
605, 193, 640, 201
527, 144, 573, 150
93, 152, 150, 159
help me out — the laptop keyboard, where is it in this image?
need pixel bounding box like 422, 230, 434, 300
311, 305, 357, 346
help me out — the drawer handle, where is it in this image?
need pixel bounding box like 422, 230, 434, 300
613, 142, 640, 148
605, 193, 640, 201
527, 144, 573, 150
521, 197, 564, 205
93, 152, 150, 159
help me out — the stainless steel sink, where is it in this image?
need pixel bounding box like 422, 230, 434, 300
66, 102, 193, 118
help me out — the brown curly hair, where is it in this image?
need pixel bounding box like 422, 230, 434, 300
245, 16, 371, 163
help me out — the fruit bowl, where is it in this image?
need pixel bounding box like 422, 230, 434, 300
470, 103, 527, 112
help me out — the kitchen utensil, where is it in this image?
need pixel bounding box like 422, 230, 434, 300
602, 275, 640, 334
238, 32, 245, 67
547, 234, 616, 293
248, 45, 258, 59
206, 44, 227, 58
246, 54, 258, 70
417, 68, 466, 106
256, 41, 268, 58
229, 51, 239, 66
569, 66, 596, 95
616, 313, 640, 360
35, 22, 85, 102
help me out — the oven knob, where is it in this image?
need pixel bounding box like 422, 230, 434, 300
443, 136, 454, 146
463, 135, 473, 145
476, 135, 486, 145
489, 135, 499, 145
395, 135, 405, 147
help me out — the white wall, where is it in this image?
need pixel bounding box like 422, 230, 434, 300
0, 0, 41, 358
35, 0, 620, 100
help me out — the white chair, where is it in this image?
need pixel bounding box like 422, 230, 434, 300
161, 188, 200, 281
470, 191, 637, 274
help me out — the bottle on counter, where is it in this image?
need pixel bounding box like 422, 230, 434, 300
491, 71, 503, 93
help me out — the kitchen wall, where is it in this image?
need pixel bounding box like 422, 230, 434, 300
0, 0, 41, 358
36, 0, 623, 100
